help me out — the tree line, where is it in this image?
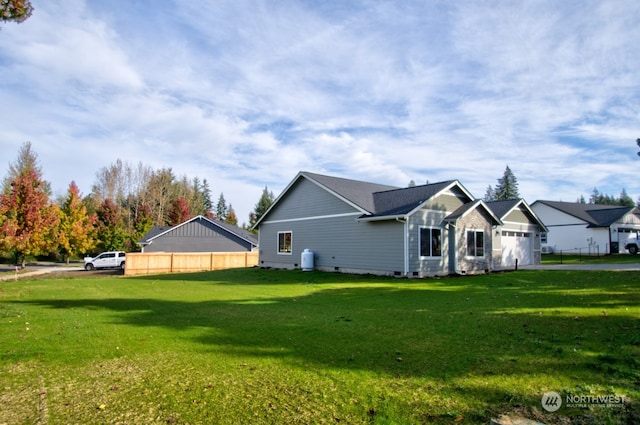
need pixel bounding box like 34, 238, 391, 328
0, 142, 274, 267
483, 165, 636, 206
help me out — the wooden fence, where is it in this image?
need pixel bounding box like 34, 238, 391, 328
124, 252, 259, 276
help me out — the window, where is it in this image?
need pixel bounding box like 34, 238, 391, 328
278, 231, 292, 254
540, 232, 547, 244
420, 227, 442, 257
466, 230, 484, 257
503, 231, 531, 238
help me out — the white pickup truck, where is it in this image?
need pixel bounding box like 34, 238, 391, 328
624, 237, 639, 255
84, 251, 126, 271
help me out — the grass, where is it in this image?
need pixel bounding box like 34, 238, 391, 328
542, 253, 640, 264
0, 268, 639, 424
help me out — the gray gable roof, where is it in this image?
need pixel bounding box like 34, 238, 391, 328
486, 199, 548, 231
371, 181, 457, 216
302, 172, 477, 219
140, 226, 172, 244
139, 215, 258, 246
485, 199, 521, 218
256, 171, 483, 227
533, 200, 639, 228
301, 171, 399, 213
444, 199, 502, 225
212, 218, 259, 245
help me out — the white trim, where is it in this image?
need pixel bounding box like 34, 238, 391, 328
143, 215, 258, 247
497, 199, 547, 232
418, 226, 443, 259
252, 172, 371, 229
262, 212, 361, 225
358, 214, 406, 222
465, 229, 485, 258
277, 231, 293, 255
405, 180, 475, 218
403, 219, 409, 276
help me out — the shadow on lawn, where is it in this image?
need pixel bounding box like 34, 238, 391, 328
129, 267, 397, 285
8, 269, 640, 423
11, 270, 640, 387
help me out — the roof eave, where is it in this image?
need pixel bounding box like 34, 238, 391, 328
253, 171, 373, 230
502, 199, 549, 233
400, 180, 474, 218
357, 214, 407, 222
444, 200, 503, 226
147, 215, 258, 246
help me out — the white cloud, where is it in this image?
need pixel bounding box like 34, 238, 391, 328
1, 0, 639, 223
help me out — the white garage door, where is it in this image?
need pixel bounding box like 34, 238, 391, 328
501, 231, 533, 266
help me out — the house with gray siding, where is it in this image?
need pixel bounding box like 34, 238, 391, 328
139, 215, 258, 253
254, 172, 546, 277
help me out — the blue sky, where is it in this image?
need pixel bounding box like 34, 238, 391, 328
1, 0, 639, 222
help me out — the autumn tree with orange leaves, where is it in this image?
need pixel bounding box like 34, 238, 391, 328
0, 143, 59, 267
58, 181, 97, 264
168, 196, 191, 226
0, 0, 34, 27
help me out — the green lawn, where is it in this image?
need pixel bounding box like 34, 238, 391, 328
1, 269, 638, 424
542, 253, 640, 264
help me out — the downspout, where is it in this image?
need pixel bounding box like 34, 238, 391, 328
608, 226, 613, 255
449, 222, 457, 274
396, 217, 408, 276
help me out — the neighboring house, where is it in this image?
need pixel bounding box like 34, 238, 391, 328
530, 201, 640, 254
139, 215, 258, 253
486, 199, 548, 267
254, 171, 546, 277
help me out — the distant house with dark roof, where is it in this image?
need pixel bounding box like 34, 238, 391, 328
531, 201, 640, 254
253, 171, 546, 276
139, 215, 258, 253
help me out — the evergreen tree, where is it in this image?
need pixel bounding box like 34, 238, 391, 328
201, 178, 213, 213
494, 165, 520, 200
189, 177, 204, 216
589, 188, 601, 204
619, 189, 634, 207
484, 185, 496, 202
215, 193, 228, 221
250, 186, 274, 228
587, 187, 633, 206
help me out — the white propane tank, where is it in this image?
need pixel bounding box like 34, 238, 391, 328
301, 249, 314, 271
